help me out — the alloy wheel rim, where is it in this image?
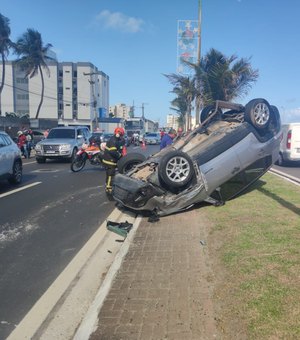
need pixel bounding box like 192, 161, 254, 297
166, 156, 190, 182
254, 103, 270, 126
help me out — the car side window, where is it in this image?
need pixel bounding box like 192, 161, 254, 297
0, 135, 8, 147
0, 136, 5, 147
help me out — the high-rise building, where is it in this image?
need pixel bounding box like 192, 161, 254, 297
0, 61, 109, 129
109, 103, 132, 119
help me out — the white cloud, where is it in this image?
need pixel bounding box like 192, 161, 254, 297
95, 10, 144, 33
281, 107, 300, 124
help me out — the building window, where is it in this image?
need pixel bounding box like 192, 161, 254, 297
66, 104, 71, 107
17, 94, 29, 100
16, 78, 28, 84
65, 70, 70, 73
65, 87, 70, 90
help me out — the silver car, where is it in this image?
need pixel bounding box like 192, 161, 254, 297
144, 132, 161, 145
113, 98, 282, 217
0, 131, 22, 185
35, 126, 91, 163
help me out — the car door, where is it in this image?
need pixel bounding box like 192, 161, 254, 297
0, 134, 11, 174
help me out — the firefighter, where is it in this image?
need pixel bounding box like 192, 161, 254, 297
102, 127, 125, 198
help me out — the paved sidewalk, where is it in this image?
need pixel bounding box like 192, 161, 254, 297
89, 208, 219, 340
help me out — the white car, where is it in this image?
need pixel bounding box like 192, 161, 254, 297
0, 131, 23, 185
144, 132, 161, 145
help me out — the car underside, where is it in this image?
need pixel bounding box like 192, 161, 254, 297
113, 99, 282, 216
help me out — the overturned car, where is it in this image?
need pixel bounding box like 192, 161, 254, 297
113, 98, 282, 216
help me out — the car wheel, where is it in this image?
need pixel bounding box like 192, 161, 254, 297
117, 153, 146, 174
8, 160, 22, 185
158, 150, 194, 189
200, 104, 222, 124
36, 156, 46, 163
269, 105, 281, 134
276, 153, 284, 166
244, 98, 271, 130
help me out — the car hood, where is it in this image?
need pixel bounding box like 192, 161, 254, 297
37, 138, 76, 145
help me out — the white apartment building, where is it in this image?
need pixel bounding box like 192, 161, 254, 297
166, 113, 195, 131
0, 61, 109, 129
166, 113, 179, 130
109, 103, 133, 119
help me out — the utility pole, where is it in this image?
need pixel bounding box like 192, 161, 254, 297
195, 0, 202, 126
83, 72, 101, 130
141, 102, 148, 119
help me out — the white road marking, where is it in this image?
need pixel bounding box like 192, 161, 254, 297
0, 182, 42, 198
22, 160, 36, 165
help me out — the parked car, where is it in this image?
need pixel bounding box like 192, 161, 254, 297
112, 98, 282, 217
144, 132, 161, 145
35, 126, 91, 163
0, 130, 22, 184
277, 122, 300, 166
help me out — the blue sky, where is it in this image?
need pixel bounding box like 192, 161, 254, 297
1, 0, 300, 125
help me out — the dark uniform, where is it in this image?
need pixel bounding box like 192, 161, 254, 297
102, 134, 124, 194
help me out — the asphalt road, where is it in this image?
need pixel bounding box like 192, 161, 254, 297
272, 162, 300, 181
0, 143, 158, 339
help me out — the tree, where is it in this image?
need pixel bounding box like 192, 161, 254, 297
0, 13, 13, 116
165, 74, 196, 131
14, 29, 53, 119
186, 48, 259, 109
167, 48, 259, 125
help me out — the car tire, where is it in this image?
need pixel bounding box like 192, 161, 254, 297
200, 104, 222, 124
8, 160, 22, 185
117, 153, 146, 174
276, 153, 284, 166
244, 98, 271, 130
158, 150, 194, 189
269, 105, 281, 134
36, 156, 46, 163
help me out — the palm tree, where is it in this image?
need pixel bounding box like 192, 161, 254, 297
198, 48, 258, 104
182, 48, 259, 124
165, 74, 196, 131
0, 13, 13, 116
14, 29, 53, 119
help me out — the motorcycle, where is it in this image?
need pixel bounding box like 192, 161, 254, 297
70, 143, 105, 172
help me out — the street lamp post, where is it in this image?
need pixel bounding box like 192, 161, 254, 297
195, 0, 202, 126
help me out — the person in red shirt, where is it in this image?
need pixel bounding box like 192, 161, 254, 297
17, 131, 28, 158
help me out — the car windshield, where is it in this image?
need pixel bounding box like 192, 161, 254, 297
47, 129, 75, 139
92, 133, 103, 137
146, 133, 159, 137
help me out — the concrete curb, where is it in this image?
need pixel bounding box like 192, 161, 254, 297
269, 168, 300, 186
74, 215, 142, 340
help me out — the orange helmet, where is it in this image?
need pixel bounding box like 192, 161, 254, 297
114, 127, 125, 137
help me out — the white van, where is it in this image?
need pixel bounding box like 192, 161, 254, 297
277, 123, 300, 165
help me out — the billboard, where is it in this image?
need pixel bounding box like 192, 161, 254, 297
177, 20, 199, 75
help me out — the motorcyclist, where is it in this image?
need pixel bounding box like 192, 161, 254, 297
102, 127, 125, 198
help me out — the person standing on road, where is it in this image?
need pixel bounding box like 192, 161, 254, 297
160, 128, 177, 150
17, 130, 28, 158
102, 127, 125, 198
